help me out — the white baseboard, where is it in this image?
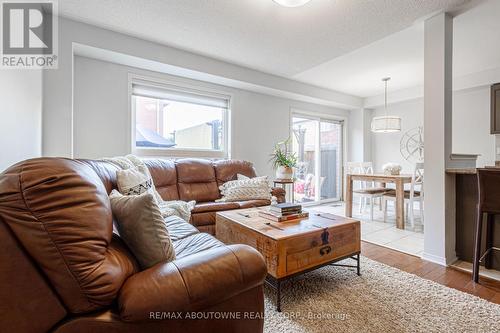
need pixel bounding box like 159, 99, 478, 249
421, 252, 448, 266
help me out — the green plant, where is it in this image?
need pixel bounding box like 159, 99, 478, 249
269, 138, 297, 169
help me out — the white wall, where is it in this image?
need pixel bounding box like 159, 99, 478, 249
348, 108, 373, 163
0, 70, 42, 171
43, 17, 361, 158
370, 86, 495, 172
371, 99, 424, 173
73, 56, 349, 177
452, 86, 494, 166
348, 108, 364, 162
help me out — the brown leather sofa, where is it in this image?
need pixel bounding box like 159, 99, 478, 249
140, 158, 285, 234
0, 157, 277, 333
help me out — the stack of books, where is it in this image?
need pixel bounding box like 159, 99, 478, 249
259, 203, 309, 222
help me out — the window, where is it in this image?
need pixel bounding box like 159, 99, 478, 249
131, 81, 229, 158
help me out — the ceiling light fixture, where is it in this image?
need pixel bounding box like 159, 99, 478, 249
371, 77, 402, 133
273, 0, 312, 7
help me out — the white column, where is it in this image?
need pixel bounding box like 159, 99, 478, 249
423, 13, 457, 265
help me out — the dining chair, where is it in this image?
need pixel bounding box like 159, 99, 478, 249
346, 162, 388, 221
382, 162, 424, 227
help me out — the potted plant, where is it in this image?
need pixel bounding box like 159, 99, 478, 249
270, 138, 297, 180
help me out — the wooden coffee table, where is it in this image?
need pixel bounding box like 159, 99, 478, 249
216, 207, 361, 311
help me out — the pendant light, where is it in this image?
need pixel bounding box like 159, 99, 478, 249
371, 77, 402, 133
273, 0, 312, 7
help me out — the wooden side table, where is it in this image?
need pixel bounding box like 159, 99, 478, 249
273, 179, 295, 203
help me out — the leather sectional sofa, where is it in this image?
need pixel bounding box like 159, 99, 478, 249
137, 158, 285, 234
0, 157, 283, 333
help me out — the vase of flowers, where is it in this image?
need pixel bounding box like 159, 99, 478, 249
270, 138, 297, 180
382, 163, 402, 176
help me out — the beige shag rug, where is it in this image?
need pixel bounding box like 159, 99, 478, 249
264, 257, 500, 333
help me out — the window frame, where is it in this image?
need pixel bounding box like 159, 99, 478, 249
128, 74, 231, 159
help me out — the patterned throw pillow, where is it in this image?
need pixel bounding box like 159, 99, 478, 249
116, 165, 157, 199
218, 176, 271, 202
115, 163, 195, 223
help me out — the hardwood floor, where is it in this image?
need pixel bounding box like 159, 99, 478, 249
361, 241, 500, 305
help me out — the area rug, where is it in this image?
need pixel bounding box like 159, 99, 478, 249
263, 257, 500, 333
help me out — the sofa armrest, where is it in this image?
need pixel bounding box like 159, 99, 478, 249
271, 187, 286, 203
118, 244, 266, 322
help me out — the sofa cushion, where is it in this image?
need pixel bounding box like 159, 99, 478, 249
164, 215, 199, 241
117, 245, 267, 322
0, 220, 67, 333
173, 233, 225, 259
214, 160, 257, 186
176, 158, 216, 183
176, 159, 220, 202
143, 159, 179, 201
178, 182, 221, 202
192, 202, 240, 214
0, 158, 135, 314
109, 190, 176, 270
81, 159, 121, 194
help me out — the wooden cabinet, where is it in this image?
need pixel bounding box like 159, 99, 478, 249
491, 83, 500, 134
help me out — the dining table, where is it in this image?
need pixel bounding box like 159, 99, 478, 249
345, 173, 413, 229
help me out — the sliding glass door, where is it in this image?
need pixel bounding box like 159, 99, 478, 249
292, 117, 318, 203
292, 115, 343, 204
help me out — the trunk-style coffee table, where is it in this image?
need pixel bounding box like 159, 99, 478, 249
216, 207, 361, 312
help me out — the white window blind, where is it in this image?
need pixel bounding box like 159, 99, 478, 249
131, 79, 230, 159
132, 83, 229, 109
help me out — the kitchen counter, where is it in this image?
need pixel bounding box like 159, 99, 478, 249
445, 168, 478, 174
445, 166, 500, 174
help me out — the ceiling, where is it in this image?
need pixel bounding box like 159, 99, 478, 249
295, 0, 500, 97
293, 23, 424, 97
59, 0, 470, 87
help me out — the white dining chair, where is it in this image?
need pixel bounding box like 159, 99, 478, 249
382, 162, 424, 227
346, 162, 388, 221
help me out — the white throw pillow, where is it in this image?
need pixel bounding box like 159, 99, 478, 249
218, 176, 271, 202
116, 165, 157, 199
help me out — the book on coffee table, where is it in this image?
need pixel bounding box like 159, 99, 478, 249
258, 210, 309, 222
269, 203, 302, 215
